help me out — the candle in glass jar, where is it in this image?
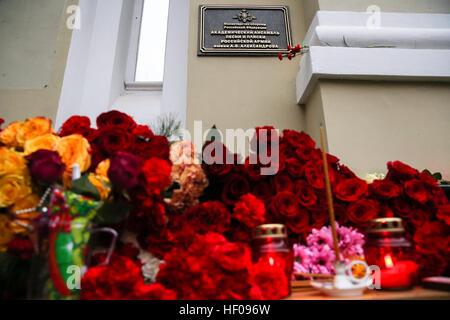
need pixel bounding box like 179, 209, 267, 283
364, 218, 417, 290
251, 224, 293, 298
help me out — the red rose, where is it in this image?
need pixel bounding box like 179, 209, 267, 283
96, 110, 136, 130
0, 118, 4, 131
282, 130, 315, 150
295, 180, 317, 207
244, 157, 264, 181
59, 115, 91, 137
252, 180, 274, 201
286, 208, 310, 234
97, 126, 134, 155
157, 233, 255, 299
295, 147, 321, 162
133, 124, 154, 140
185, 201, 231, 234
211, 241, 252, 271
81, 253, 143, 299
405, 179, 429, 204
413, 221, 448, 255
118, 242, 140, 260
108, 151, 142, 190
408, 209, 431, 228
370, 179, 401, 199
58, 115, 98, 142
89, 144, 105, 171
130, 125, 155, 158
138, 229, 174, 259
437, 205, 450, 226
309, 202, 329, 230
338, 164, 357, 179
141, 157, 172, 194
251, 262, 290, 300
272, 174, 295, 193
327, 153, 340, 165
415, 251, 447, 278
233, 193, 266, 228
334, 203, 349, 225
419, 171, 439, 188
203, 141, 232, 165
386, 161, 419, 181
347, 199, 380, 226
279, 141, 295, 159
133, 283, 177, 300
335, 178, 368, 202
393, 196, 414, 217
141, 135, 170, 160
303, 160, 334, 190
221, 173, 251, 206
7, 237, 33, 260
26, 149, 65, 183
226, 223, 253, 243
285, 157, 303, 178
250, 126, 279, 156
379, 205, 395, 218
268, 192, 301, 219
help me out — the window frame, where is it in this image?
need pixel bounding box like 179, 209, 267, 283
124, 0, 165, 91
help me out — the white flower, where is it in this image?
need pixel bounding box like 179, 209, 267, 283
138, 250, 163, 283
365, 172, 386, 184
120, 231, 163, 282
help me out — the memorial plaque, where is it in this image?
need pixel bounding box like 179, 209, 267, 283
198, 5, 292, 56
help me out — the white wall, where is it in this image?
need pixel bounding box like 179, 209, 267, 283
56, 0, 190, 129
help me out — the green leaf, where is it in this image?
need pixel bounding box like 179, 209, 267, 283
95, 200, 130, 225
71, 174, 101, 201
432, 172, 442, 181
161, 181, 181, 199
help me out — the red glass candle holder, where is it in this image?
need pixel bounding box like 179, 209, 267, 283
251, 224, 293, 298
364, 218, 418, 291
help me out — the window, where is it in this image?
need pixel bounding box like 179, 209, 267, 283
126, 0, 170, 90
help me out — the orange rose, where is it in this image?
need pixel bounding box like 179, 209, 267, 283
0, 121, 23, 148
54, 134, 91, 175
88, 173, 111, 200
16, 117, 54, 147
0, 147, 27, 176
0, 175, 32, 208
8, 193, 41, 235
95, 159, 110, 181
0, 215, 14, 252
24, 133, 60, 156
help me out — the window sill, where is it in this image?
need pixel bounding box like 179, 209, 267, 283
124, 81, 163, 91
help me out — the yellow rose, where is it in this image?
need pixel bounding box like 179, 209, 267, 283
88, 173, 111, 200
95, 159, 110, 181
0, 215, 14, 252
0, 121, 23, 148
0, 147, 27, 176
24, 133, 60, 156
16, 117, 54, 147
0, 175, 32, 208
54, 134, 91, 175
8, 193, 41, 235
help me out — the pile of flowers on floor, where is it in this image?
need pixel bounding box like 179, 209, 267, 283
0, 112, 448, 300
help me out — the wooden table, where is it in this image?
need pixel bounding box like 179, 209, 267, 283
288, 286, 450, 300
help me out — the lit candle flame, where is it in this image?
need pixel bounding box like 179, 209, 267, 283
384, 254, 394, 268
269, 257, 274, 266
